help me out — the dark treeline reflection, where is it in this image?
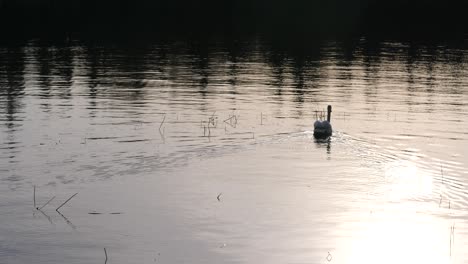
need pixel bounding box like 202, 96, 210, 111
0, 47, 25, 129
0, 40, 467, 119
0, 46, 25, 161
0, 0, 467, 38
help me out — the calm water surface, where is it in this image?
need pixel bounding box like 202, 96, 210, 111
1, 39, 468, 264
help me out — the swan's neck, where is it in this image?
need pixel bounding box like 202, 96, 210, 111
327, 105, 332, 122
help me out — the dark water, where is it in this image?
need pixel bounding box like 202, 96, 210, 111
1, 39, 468, 263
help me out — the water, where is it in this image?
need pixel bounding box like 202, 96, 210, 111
1, 38, 468, 263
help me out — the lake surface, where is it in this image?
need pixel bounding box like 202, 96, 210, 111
1, 38, 468, 264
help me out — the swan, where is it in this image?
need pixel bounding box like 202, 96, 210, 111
314, 105, 332, 139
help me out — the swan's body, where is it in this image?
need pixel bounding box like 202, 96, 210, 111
313, 120, 332, 138
313, 105, 333, 139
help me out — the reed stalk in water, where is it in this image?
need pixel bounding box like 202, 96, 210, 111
38, 208, 53, 224
33, 185, 36, 209
56, 210, 77, 229
450, 224, 455, 256
104, 248, 108, 264
159, 114, 166, 131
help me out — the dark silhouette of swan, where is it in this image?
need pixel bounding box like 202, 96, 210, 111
314, 105, 332, 139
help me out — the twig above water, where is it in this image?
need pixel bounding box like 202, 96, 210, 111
39, 196, 56, 210
56, 193, 78, 212
223, 116, 234, 124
